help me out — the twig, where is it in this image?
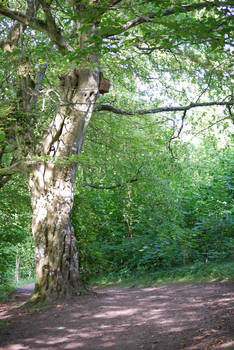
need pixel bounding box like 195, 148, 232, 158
189, 116, 230, 140
168, 110, 187, 159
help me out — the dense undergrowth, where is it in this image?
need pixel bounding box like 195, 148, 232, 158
88, 260, 234, 288
73, 144, 233, 284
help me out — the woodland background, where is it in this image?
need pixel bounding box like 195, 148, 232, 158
1, 102, 233, 293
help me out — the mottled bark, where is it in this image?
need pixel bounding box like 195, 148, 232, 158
29, 68, 99, 300
29, 163, 82, 300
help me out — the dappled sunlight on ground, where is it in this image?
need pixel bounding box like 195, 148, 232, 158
0, 281, 233, 350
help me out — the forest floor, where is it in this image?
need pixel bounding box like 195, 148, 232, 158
0, 280, 233, 350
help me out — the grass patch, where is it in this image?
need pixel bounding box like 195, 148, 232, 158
88, 260, 234, 288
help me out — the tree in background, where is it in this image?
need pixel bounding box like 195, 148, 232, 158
0, 0, 233, 301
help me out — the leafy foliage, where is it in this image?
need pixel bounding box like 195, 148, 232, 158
0, 176, 33, 284
71, 113, 233, 281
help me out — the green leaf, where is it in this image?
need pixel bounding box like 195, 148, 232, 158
0, 132, 5, 142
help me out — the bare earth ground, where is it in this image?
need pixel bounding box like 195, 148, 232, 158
0, 281, 233, 350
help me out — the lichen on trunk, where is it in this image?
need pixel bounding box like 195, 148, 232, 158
28, 68, 99, 301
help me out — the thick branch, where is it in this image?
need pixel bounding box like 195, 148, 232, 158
104, 1, 234, 37
38, 0, 72, 51
0, 4, 71, 52
0, 6, 47, 32
96, 101, 234, 115
0, 0, 39, 52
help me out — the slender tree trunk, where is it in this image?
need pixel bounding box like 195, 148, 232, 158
28, 68, 99, 300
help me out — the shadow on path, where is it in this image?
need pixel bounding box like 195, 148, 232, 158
0, 281, 233, 350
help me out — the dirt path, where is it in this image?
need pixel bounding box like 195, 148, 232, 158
0, 281, 233, 350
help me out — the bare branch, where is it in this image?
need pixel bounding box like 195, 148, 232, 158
83, 178, 137, 190
82, 167, 141, 190
95, 101, 234, 116
168, 110, 187, 159
227, 105, 233, 124
96, 101, 233, 160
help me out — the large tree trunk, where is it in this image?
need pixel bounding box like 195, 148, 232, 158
28, 68, 99, 301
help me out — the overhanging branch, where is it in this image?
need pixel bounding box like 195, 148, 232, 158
95, 101, 234, 115
96, 101, 233, 161
103, 1, 234, 37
